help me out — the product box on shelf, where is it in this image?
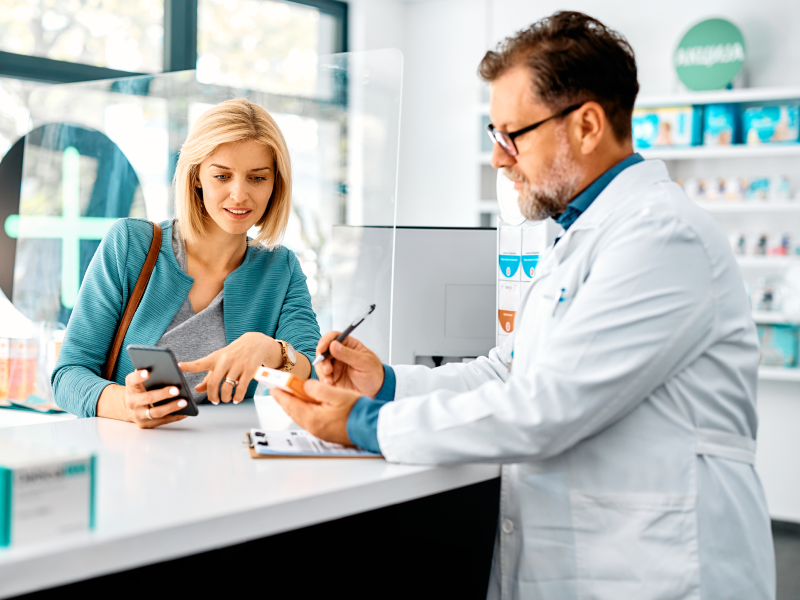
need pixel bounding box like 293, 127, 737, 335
0, 442, 96, 547
747, 176, 791, 201
521, 220, 560, 281
757, 324, 798, 368
703, 104, 740, 146
498, 282, 520, 336
743, 105, 800, 145
632, 105, 701, 149
498, 225, 522, 281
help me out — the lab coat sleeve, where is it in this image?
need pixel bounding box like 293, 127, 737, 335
392, 335, 514, 399
377, 210, 721, 464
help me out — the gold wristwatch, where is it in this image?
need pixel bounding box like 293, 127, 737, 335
276, 340, 297, 372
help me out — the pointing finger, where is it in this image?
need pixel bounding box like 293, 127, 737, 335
179, 357, 212, 373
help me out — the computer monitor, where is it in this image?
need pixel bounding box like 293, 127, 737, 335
331, 226, 497, 365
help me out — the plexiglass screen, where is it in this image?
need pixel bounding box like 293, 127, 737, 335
8, 49, 402, 363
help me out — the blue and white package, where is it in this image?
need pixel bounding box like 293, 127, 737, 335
703, 104, 739, 146
743, 105, 800, 145
757, 324, 798, 368
632, 106, 700, 149
497, 225, 521, 281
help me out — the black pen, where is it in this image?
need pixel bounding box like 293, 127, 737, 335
312, 304, 376, 366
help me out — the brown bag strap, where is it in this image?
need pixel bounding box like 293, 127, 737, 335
102, 222, 163, 381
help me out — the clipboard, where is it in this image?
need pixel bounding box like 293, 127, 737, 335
245, 432, 383, 459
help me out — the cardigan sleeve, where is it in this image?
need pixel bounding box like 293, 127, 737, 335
51, 219, 132, 417
274, 250, 321, 373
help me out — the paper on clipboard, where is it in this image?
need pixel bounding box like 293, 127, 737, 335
248, 429, 382, 459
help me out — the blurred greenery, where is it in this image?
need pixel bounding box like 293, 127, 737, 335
0, 0, 164, 72
197, 0, 333, 96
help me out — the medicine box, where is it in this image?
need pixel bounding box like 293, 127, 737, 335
498, 282, 520, 335
757, 324, 798, 368
743, 105, 800, 145
498, 226, 522, 281
0, 443, 96, 546
521, 221, 560, 281
632, 106, 701, 149
703, 104, 740, 146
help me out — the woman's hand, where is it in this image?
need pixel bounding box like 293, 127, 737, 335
181, 332, 277, 404
124, 369, 189, 429
314, 331, 384, 397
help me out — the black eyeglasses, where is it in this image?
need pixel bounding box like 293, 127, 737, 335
486, 103, 584, 157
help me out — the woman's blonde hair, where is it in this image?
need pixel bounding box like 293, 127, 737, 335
174, 98, 292, 247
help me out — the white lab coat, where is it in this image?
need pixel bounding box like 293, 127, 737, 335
377, 160, 775, 600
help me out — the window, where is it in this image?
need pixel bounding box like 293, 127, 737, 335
0, 0, 165, 72
197, 0, 338, 95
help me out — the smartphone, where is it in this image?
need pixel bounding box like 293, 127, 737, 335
126, 345, 199, 417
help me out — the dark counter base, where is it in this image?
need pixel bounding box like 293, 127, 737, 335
15, 477, 501, 600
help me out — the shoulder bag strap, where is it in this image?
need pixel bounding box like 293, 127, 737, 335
102, 222, 163, 381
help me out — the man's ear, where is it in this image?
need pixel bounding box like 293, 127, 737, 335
574, 101, 606, 155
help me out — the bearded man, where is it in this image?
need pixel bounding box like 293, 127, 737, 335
273, 11, 776, 600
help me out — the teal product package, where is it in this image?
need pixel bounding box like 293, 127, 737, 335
757, 324, 799, 368
0, 443, 96, 547
703, 104, 740, 146
743, 105, 800, 145
498, 225, 522, 281
632, 106, 702, 148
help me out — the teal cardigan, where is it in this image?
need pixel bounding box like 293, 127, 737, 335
52, 219, 321, 417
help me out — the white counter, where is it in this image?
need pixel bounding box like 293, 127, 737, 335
0, 399, 500, 598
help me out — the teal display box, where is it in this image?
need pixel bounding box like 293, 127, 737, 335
703, 104, 741, 146
757, 324, 799, 368
632, 106, 703, 148
0, 446, 95, 547
743, 105, 800, 145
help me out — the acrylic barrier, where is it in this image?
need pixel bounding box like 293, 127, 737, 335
1, 49, 402, 404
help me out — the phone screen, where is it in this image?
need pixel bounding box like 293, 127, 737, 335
126, 345, 199, 416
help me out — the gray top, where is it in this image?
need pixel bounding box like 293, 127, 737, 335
156, 222, 227, 403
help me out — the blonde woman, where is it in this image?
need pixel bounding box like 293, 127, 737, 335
53, 99, 320, 428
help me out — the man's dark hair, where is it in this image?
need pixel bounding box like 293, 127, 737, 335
479, 11, 639, 141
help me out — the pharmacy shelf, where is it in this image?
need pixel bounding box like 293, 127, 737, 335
695, 201, 800, 213
758, 366, 800, 382
636, 86, 800, 108
752, 311, 798, 324
736, 256, 800, 268
639, 144, 800, 161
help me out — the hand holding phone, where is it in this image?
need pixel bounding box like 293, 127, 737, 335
126, 346, 200, 426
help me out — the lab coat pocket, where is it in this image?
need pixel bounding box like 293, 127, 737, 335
570, 491, 701, 600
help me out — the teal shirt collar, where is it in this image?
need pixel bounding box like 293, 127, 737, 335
555, 153, 643, 233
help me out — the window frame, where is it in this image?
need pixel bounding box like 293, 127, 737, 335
0, 0, 349, 83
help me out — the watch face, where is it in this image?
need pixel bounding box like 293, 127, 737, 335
286, 343, 297, 364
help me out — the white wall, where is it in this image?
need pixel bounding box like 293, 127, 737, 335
351, 0, 800, 227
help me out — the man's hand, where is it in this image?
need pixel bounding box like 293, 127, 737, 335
271, 380, 362, 446
314, 331, 384, 397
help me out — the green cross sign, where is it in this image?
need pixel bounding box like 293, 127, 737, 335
4, 146, 120, 309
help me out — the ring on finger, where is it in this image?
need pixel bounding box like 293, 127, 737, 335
146, 408, 153, 420
224, 377, 238, 386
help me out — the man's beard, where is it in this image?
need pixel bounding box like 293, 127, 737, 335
501, 128, 584, 221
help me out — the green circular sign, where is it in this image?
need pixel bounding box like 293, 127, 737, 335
674, 18, 745, 91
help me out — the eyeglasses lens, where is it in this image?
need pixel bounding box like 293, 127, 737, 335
487, 126, 518, 157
